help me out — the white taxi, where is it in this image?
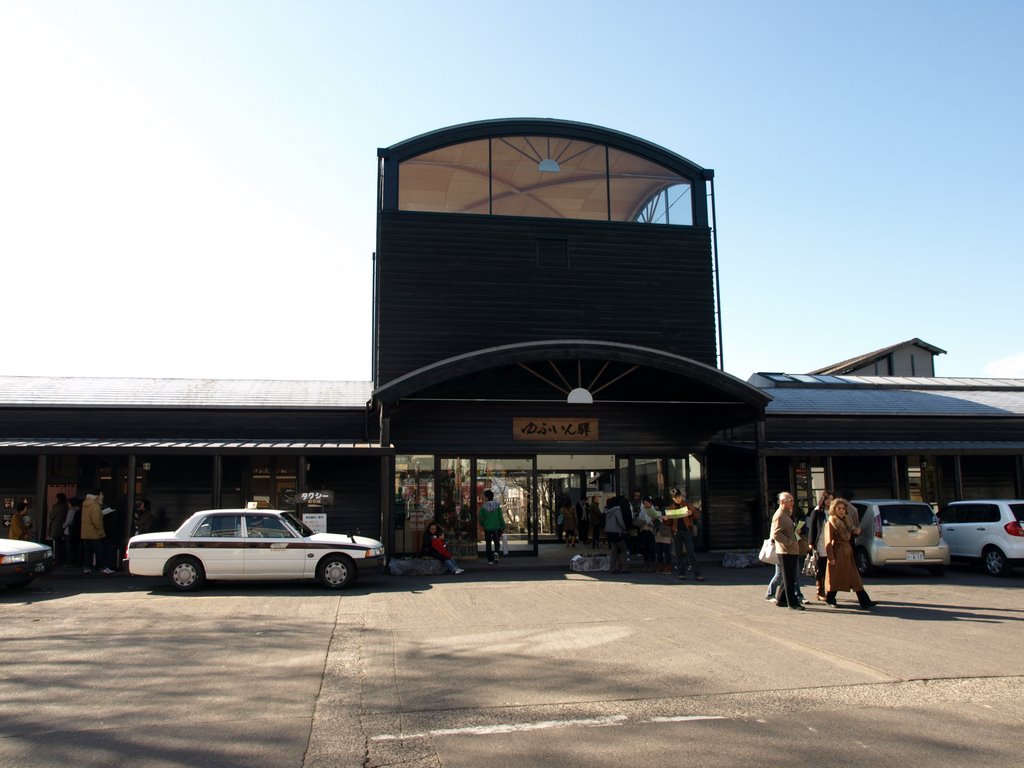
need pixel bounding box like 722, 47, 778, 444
126, 508, 385, 591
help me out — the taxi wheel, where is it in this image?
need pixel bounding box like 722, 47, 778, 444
168, 556, 206, 591
317, 554, 355, 589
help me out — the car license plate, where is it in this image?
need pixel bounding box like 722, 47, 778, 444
906, 550, 925, 561
34, 562, 46, 572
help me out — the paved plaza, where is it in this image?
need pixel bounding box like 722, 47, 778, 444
2, 552, 1023, 767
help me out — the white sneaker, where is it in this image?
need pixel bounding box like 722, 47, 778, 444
100, 568, 115, 574
453, 568, 465, 574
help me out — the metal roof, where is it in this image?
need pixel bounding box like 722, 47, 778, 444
719, 440, 1024, 455
0, 376, 373, 409
749, 373, 1024, 417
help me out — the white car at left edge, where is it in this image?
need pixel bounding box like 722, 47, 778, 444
1, 539, 54, 589
126, 507, 385, 591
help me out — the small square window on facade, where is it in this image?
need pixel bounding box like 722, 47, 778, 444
537, 238, 569, 269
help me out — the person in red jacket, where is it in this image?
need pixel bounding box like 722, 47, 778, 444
429, 530, 465, 574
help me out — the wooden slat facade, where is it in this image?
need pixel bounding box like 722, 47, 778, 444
375, 211, 717, 385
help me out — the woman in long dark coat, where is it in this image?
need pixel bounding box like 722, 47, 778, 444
824, 498, 877, 610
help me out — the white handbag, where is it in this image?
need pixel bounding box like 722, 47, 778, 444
758, 537, 779, 565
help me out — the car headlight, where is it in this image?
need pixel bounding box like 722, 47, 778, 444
1, 553, 27, 565
365, 546, 384, 558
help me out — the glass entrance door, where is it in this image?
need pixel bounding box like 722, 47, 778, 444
536, 470, 584, 542
476, 458, 534, 555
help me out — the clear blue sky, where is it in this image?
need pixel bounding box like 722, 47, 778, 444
3, 0, 1022, 382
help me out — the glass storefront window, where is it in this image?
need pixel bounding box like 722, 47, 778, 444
666, 455, 703, 508
793, 460, 826, 519
439, 458, 475, 558
394, 455, 435, 555
634, 457, 666, 501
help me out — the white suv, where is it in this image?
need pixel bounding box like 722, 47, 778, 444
939, 500, 1024, 577
851, 500, 950, 576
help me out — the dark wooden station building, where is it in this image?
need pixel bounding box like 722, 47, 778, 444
3, 119, 1024, 559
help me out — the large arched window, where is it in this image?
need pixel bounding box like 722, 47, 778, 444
397, 135, 694, 225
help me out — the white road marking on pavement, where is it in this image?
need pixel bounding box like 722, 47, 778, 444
372, 715, 628, 740
372, 713, 728, 741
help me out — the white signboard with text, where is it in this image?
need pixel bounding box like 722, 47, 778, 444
302, 513, 327, 533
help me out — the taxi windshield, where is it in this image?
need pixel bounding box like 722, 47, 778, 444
281, 511, 315, 537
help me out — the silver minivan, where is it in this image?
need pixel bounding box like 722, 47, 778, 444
939, 500, 1024, 577
852, 500, 950, 576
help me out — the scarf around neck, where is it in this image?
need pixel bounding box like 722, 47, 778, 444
828, 512, 855, 542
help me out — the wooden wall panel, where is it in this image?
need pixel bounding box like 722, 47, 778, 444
960, 455, 1018, 498
307, 456, 381, 538
705, 448, 761, 549
376, 212, 717, 384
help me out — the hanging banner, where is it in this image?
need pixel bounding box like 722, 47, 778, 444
512, 418, 599, 441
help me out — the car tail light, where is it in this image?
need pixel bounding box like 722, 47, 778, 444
874, 514, 883, 539
1004, 521, 1024, 537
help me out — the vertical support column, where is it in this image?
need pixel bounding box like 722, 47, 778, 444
381, 454, 393, 559
1016, 455, 1024, 498
756, 419, 769, 537
379, 405, 393, 556
825, 456, 835, 493
124, 455, 137, 544
698, 453, 708, 550
953, 455, 964, 500
296, 455, 307, 498
212, 455, 222, 509
35, 455, 47, 543
891, 456, 902, 498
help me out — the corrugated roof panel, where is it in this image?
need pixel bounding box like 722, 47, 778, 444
766, 387, 1024, 416
0, 376, 373, 408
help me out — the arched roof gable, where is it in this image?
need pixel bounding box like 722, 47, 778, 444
378, 118, 712, 183
373, 340, 769, 412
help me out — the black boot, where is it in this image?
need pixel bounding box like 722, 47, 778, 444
857, 590, 877, 609
825, 591, 838, 607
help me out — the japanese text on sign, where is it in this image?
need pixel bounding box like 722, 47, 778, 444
298, 490, 335, 505
512, 418, 599, 441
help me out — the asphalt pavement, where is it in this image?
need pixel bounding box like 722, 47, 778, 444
3, 548, 1023, 768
